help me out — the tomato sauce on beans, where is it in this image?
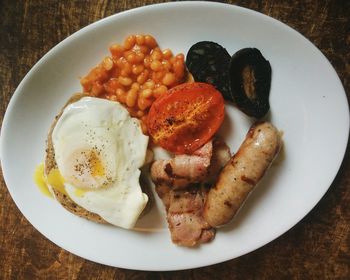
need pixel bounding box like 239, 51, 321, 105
80, 34, 186, 134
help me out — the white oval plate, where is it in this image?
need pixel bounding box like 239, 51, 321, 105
1, 1, 349, 271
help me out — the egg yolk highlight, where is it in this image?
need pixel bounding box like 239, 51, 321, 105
88, 150, 105, 178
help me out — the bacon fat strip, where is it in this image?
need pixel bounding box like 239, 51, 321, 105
155, 184, 215, 247
203, 122, 282, 227
150, 141, 213, 189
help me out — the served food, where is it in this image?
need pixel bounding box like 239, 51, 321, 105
151, 138, 230, 189
203, 122, 282, 227
229, 48, 272, 118
36, 94, 150, 229
186, 41, 231, 100
152, 138, 231, 246
80, 34, 186, 134
186, 41, 272, 118
148, 82, 225, 154
34, 34, 282, 247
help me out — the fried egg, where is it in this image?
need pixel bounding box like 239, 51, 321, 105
51, 97, 149, 229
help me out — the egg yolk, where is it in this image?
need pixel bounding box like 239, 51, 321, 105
34, 163, 67, 196
34, 163, 52, 197
88, 150, 105, 178
65, 149, 111, 190
74, 188, 88, 197
47, 168, 67, 195
34, 162, 91, 199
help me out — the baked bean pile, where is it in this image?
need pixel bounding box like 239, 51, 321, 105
80, 34, 186, 133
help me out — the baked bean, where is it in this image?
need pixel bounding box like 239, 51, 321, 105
131, 82, 140, 90
143, 80, 155, 89
80, 77, 91, 91
126, 52, 138, 64
143, 55, 151, 68
151, 49, 163, 61
140, 121, 148, 135
95, 66, 109, 80
116, 57, 127, 68
140, 88, 153, 99
124, 35, 136, 50
127, 107, 139, 117
169, 56, 176, 64
141, 115, 148, 126
137, 70, 149, 84
132, 64, 144, 75
119, 76, 133, 86
102, 56, 114, 71
144, 35, 157, 48
152, 71, 165, 83
136, 110, 145, 117
120, 62, 132, 76
91, 82, 104, 96
150, 60, 162, 72
162, 73, 176, 86
104, 78, 120, 95
116, 88, 126, 103
136, 34, 145, 45
153, 85, 167, 98
109, 44, 124, 57
138, 97, 153, 110
162, 60, 172, 70
126, 88, 138, 107
173, 60, 184, 79
107, 95, 117, 101
116, 88, 125, 96
135, 52, 145, 63
175, 53, 185, 61
162, 48, 173, 59
138, 45, 149, 54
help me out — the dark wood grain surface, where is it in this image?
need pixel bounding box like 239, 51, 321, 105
1, 0, 349, 279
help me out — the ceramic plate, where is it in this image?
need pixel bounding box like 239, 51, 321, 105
1, 2, 349, 271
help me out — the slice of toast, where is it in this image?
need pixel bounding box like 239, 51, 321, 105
44, 93, 152, 224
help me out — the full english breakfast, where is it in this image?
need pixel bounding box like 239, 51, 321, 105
34, 34, 282, 246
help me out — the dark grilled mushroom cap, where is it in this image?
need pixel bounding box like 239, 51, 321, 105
229, 48, 271, 118
186, 41, 232, 100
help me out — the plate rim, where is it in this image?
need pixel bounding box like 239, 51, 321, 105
1, 1, 349, 271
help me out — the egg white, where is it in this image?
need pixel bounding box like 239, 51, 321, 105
51, 97, 149, 229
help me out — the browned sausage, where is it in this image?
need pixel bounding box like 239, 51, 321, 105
203, 121, 282, 227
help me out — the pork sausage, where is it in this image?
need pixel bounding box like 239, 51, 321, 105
203, 121, 282, 227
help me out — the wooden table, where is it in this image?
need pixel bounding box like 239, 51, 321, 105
1, 1, 349, 278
